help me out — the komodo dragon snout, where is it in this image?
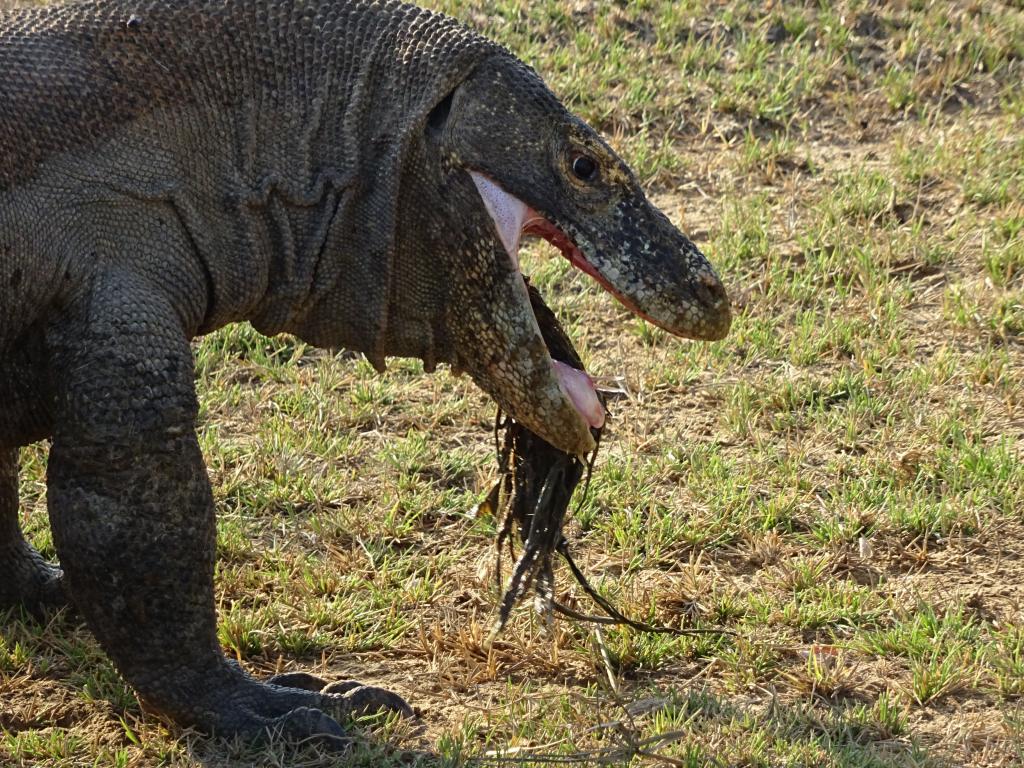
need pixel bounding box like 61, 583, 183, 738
429, 57, 731, 455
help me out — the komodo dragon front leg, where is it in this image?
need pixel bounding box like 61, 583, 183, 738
44, 272, 410, 742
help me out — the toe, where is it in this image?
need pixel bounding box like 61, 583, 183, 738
320, 679, 363, 695
266, 672, 330, 692
272, 706, 349, 749
328, 685, 414, 719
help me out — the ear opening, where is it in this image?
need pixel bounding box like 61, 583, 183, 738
426, 90, 455, 136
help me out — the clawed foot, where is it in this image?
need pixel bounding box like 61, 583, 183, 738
0, 545, 69, 618
266, 670, 414, 719
184, 667, 414, 749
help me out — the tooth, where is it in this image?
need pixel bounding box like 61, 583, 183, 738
470, 172, 528, 269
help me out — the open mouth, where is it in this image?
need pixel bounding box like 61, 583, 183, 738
471, 171, 606, 430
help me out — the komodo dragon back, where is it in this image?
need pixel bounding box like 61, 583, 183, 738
0, 0, 497, 188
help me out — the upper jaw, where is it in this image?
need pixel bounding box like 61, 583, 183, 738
470, 171, 732, 341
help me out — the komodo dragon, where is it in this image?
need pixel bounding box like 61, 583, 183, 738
0, 0, 731, 744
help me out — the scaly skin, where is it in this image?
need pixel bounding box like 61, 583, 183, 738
0, 0, 730, 744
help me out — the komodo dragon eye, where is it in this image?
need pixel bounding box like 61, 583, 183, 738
570, 153, 599, 182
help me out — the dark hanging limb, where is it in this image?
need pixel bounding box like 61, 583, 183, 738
481, 280, 734, 639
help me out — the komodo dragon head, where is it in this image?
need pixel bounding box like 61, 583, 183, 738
295, 50, 730, 456
424, 56, 730, 454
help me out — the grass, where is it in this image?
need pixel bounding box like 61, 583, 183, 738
2, 0, 1024, 766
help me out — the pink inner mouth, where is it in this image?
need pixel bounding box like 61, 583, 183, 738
522, 214, 596, 278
